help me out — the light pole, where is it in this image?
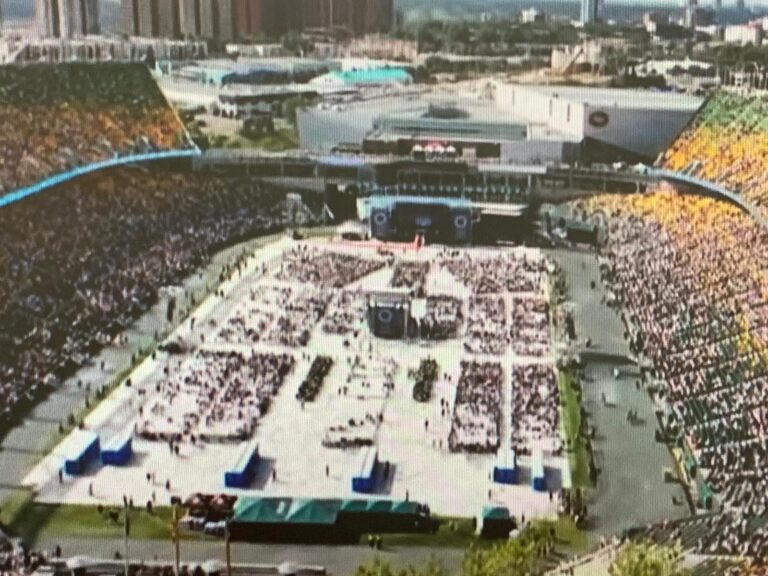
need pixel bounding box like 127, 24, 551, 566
225, 518, 232, 576
172, 503, 181, 576
123, 502, 130, 576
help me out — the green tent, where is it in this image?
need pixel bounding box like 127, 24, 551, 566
286, 499, 339, 525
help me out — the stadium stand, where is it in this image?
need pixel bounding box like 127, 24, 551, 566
579, 190, 768, 560
0, 166, 320, 434
660, 91, 768, 213
0, 64, 192, 197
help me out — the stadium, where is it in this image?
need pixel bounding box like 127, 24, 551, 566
1, 59, 768, 576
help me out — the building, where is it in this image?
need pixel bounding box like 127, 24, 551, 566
684, 0, 697, 29
8, 36, 207, 63
495, 84, 703, 161
580, 0, 598, 25
122, 0, 234, 40
35, 0, 100, 38
309, 67, 412, 88
344, 35, 417, 61
230, 0, 392, 38
520, 8, 545, 24
724, 23, 762, 45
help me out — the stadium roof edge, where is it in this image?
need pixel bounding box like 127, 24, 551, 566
0, 149, 202, 210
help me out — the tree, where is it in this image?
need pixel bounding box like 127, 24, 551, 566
462, 537, 538, 576
609, 541, 690, 576
354, 556, 448, 576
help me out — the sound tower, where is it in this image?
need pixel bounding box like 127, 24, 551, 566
368, 303, 406, 339
370, 208, 391, 239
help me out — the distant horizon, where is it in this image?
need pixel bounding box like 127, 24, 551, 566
2, 0, 765, 29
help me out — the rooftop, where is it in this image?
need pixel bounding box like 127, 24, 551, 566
515, 85, 704, 111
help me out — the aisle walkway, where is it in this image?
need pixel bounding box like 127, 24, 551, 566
546, 248, 688, 544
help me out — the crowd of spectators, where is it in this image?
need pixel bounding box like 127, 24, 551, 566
0, 165, 311, 432
390, 261, 430, 295
465, 296, 507, 355
0, 64, 190, 196
510, 298, 550, 357
296, 356, 334, 402
138, 350, 294, 441
630, 512, 768, 564
660, 91, 768, 213
322, 290, 367, 336
411, 296, 463, 340
448, 361, 503, 453
264, 288, 327, 348
441, 251, 548, 294
580, 189, 768, 560
411, 358, 438, 402
215, 296, 274, 345
510, 364, 561, 456
275, 246, 384, 288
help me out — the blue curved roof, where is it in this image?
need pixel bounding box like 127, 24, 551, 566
328, 68, 411, 85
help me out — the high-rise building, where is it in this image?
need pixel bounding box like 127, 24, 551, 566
178, 0, 199, 37
736, 0, 746, 11
122, 0, 390, 39
123, 0, 233, 39
579, 0, 598, 24
200, 0, 234, 41
36, 0, 100, 38
684, 0, 697, 29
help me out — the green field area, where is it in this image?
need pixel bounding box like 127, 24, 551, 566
559, 370, 590, 489
0, 496, 207, 545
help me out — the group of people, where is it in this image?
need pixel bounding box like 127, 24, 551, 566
632, 512, 768, 567
583, 188, 768, 560
465, 296, 507, 355
411, 296, 463, 340
137, 350, 295, 441
296, 355, 334, 402
391, 261, 430, 295
448, 361, 503, 453
441, 250, 548, 295
0, 63, 190, 196
265, 287, 327, 348
510, 364, 561, 456
510, 297, 550, 357
661, 91, 768, 211
322, 290, 367, 336
275, 246, 384, 288
0, 164, 311, 432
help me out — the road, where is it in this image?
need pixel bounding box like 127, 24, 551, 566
546, 247, 688, 544
36, 537, 464, 576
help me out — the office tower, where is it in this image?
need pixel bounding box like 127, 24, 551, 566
580, 0, 598, 24
227, 0, 392, 38
685, 0, 697, 28
200, 0, 234, 41
232, 0, 273, 37
36, 0, 100, 38
178, 0, 200, 37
